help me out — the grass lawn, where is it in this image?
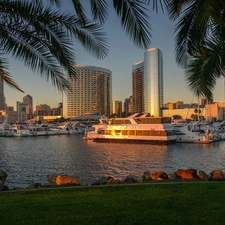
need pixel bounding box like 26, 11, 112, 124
0, 182, 225, 225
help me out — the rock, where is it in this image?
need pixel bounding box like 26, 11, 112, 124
107, 177, 121, 184
175, 168, 198, 179
141, 171, 151, 181
46, 175, 57, 185
0, 170, 8, 182
0, 180, 4, 191
168, 172, 177, 180
55, 175, 81, 185
150, 171, 168, 180
47, 174, 81, 186
91, 176, 109, 185
198, 171, 208, 180
26, 183, 43, 189
123, 175, 137, 183
209, 170, 224, 181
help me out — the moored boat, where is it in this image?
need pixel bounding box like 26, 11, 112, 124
173, 122, 217, 144
84, 114, 176, 144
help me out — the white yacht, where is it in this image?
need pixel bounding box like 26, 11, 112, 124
10, 123, 32, 137
84, 113, 177, 144
173, 122, 217, 144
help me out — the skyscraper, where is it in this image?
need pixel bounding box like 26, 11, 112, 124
23, 94, 33, 114
144, 48, 163, 117
132, 48, 163, 117
67, 65, 112, 117
112, 100, 122, 117
0, 77, 6, 110
132, 61, 144, 114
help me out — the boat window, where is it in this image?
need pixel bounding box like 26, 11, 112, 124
136, 130, 142, 136
142, 130, 151, 135
122, 130, 128, 135
115, 130, 121, 135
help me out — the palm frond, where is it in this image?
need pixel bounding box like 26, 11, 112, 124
185, 35, 225, 99
89, 0, 108, 24
113, 0, 151, 49
0, 57, 24, 92
71, 0, 87, 25
146, 0, 168, 13
0, 0, 109, 91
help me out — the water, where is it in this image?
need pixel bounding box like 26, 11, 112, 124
0, 135, 225, 188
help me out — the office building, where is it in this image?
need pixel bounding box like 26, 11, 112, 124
23, 94, 33, 120
67, 65, 112, 117
132, 61, 144, 113
112, 100, 122, 117
16, 101, 28, 122
132, 48, 163, 117
144, 48, 163, 117
0, 77, 5, 110
23, 95, 33, 114
124, 98, 130, 117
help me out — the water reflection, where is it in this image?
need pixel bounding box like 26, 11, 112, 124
0, 136, 225, 188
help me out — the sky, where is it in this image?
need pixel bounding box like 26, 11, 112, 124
4, 1, 225, 111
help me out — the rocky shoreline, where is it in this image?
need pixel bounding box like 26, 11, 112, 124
0, 168, 225, 191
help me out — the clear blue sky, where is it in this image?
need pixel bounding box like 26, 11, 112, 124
5, 2, 224, 109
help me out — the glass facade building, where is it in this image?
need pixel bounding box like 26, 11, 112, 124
0, 77, 5, 110
67, 65, 112, 117
132, 61, 145, 114
132, 48, 163, 117
144, 48, 163, 117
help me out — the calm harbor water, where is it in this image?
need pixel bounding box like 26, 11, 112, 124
1, 135, 225, 188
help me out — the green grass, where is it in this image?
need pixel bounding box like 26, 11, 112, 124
1, 182, 225, 225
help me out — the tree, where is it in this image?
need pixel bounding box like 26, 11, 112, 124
4, 0, 221, 102
1, 0, 152, 92
69, 0, 225, 100
166, 0, 225, 99
0, 0, 108, 92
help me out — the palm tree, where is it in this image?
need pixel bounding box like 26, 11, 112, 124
69, 0, 225, 100
166, 0, 225, 99
1, 0, 153, 93
0, 0, 109, 92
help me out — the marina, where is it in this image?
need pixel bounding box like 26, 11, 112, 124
1, 135, 225, 189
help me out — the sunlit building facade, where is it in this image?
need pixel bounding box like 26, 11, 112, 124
67, 65, 112, 117
132, 61, 144, 113
144, 48, 163, 117
112, 100, 122, 117
23, 94, 33, 120
0, 77, 6, 110
132, 48, 163, 116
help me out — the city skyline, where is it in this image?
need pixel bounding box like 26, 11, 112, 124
4, 3, 225, 110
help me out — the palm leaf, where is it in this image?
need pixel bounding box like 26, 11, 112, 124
186, 35, 225, 99
0, 56, 24, 92
113, 0, 151, 49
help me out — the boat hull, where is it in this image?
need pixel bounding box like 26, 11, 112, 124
93, 138, 176, 144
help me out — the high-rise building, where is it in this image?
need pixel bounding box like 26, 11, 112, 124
23, 94, 33, 114
36, 104, 50, 116
112, 100, 122, 117
67, 65, 112, 117
132, 48, 163, 117
0, 77, 6, 110
144, 48, 163, 117
16, 101, 28, 122
124, 98, 130, 117
132, 61, 144, 113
